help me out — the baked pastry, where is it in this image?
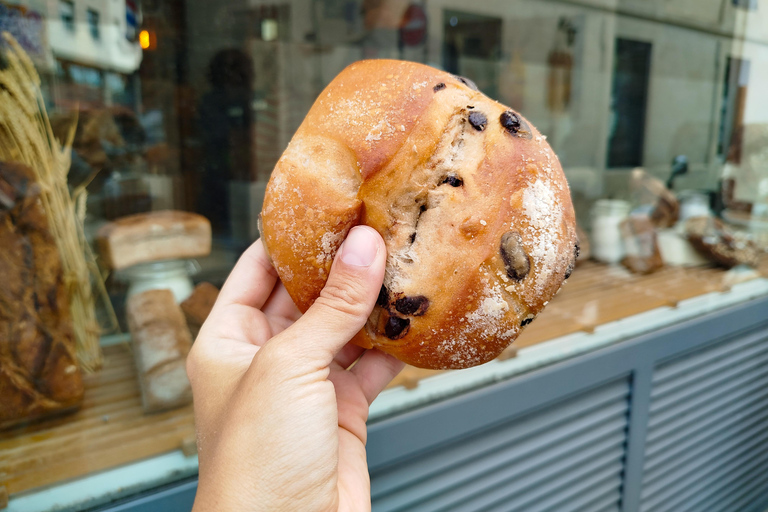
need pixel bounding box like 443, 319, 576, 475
260, 60, 577, 369
630, 169, 679, 229
0, 162, 84, 429
97, 210, 211, 270
180, 282, 219, 339
126, 289, 193, 412
620, 214, 663, 274
685, 216, 758, 268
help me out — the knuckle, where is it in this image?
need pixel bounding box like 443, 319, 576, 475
252, 341, 297, 377
316, 277, 371, 320
258, 339, 288, 364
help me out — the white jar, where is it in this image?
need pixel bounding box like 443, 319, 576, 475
122, 259, 200, 303
591, 199, 631, 264
678, 191, 711, 221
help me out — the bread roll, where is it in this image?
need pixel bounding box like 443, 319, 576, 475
126, 289, 193, 412
260, 60, 577, 369
97, 210, 211, 270
180, 282, 219, 339
685, 216, 758, 269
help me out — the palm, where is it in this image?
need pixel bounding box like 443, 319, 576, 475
191, 238, 402, 511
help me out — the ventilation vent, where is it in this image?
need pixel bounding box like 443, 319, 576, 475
371, 379, 630, 512
640, 330, 768, 512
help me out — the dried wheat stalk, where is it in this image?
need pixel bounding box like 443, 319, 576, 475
0, 33, 110, 371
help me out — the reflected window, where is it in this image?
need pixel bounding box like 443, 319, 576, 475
732, 0, 758, 10
607, 38, 652, 168
87, 9, 100, 40
59, 0, 75, 32
443, 10, 502, 99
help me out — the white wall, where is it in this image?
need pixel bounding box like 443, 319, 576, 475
45, 0, 142, 73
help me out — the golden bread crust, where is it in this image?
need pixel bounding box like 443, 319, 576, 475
261, 60, 577, 369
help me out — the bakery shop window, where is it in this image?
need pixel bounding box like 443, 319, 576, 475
1, 0, 768, 510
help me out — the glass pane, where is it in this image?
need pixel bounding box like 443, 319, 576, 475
1, 0, 767, 509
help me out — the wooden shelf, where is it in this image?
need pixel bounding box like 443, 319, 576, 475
0, 345, 195, 498
2, 258, 767, 500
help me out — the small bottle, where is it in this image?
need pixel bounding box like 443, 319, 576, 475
591, 199, 631, 264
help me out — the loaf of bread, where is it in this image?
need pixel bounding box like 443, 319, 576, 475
685, 216, 758, 268
0, 162, 84, 429
180, 282, 219, 339
126, 289, 193, 412
97, 210, 211, 270
260, 60, 578, 369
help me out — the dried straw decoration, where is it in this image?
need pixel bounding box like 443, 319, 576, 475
0, 33, 112, 371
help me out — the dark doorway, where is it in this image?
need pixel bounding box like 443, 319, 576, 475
607, 38, 652, 168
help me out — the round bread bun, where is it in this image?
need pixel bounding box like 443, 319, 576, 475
260, 60, 577, 369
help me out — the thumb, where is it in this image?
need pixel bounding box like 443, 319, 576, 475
273, 225, 386, 364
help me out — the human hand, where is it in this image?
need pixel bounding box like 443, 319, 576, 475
187, 226, 404, 511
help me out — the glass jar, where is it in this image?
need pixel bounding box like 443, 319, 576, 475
120, 259, 200, 303
678, 191, 711, 221
591, 199, 631, 264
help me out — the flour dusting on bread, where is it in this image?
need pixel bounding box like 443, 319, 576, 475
522, 178, 563, 295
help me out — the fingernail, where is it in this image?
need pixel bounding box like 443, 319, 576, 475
340, 226, 379, 267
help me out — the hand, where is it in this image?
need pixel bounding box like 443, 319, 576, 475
187, 226, 404, 511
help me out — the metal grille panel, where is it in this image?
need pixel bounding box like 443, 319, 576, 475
640, 330, 768, 512
371, 379, 630, 512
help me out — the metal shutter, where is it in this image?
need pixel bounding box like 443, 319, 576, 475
371, 379, 630, 512
640, 330, 768, 512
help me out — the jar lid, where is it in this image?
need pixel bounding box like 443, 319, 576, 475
119, 259, 199, 280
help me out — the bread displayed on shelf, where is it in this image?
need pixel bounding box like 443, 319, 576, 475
0, 162, 84, 430
97, 210, 211, 270
685, 216, 759, 269
181, 282, 219, 339
620, 214, 664, 275
630, 169, 679, 229
260, 60, 578, 369
126, 289, 193, 413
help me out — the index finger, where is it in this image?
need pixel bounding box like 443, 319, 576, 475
216, 239, 279, 310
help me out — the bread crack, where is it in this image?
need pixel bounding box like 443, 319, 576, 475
371, 109, 487, 344
385, 110, 474, 284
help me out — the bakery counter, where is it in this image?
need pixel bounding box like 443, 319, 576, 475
2, 259, 768, 511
